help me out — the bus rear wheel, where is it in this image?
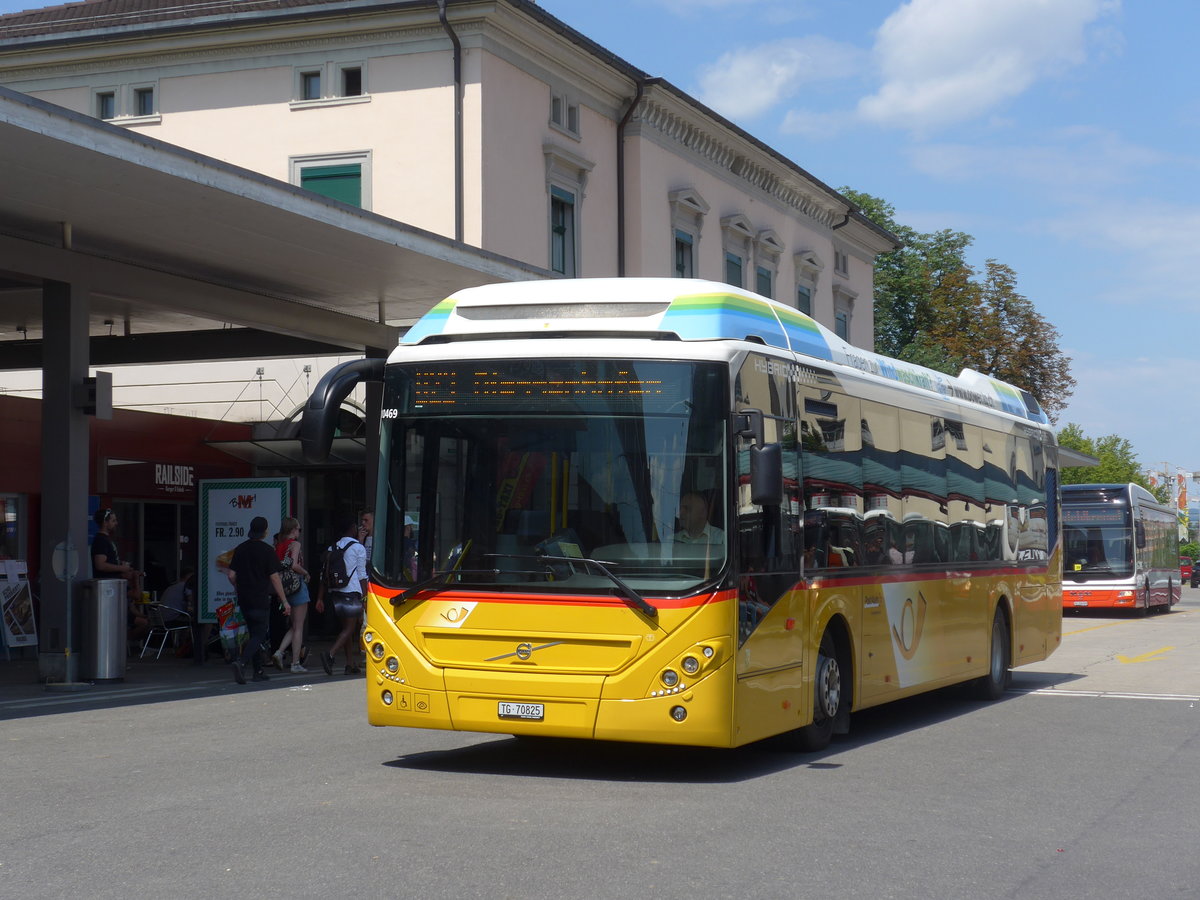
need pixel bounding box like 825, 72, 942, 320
972, 606, 1011, 701
789, 630, 844, 752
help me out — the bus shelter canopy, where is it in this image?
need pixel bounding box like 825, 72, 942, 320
0, 85, 548, 368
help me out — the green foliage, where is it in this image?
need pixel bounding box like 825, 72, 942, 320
842, 187, 1075, 422
1057, 422, 1165, 501
1180, 541, 1198, 561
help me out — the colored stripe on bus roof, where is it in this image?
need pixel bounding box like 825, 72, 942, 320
401, 297, 457, 344
773, 303, 833, 361
985, 378, 1028, 419
659, 292, 791, 348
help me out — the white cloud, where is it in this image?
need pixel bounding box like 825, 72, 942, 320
696, 36, 862, 120
857, 0, 1120, 132
1042, 199, 1200, 308
907, 128, 1169, 187
779, 107, 858, 140
654, 0, 809, 15
1058, 349, 1193, 466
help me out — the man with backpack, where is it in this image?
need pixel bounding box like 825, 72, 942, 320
315, 518, 367, 676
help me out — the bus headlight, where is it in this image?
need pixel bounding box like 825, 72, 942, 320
363, 631, 375, 643
382, 690, 393, 706
371, 642, 386, 660
386, 656, 400, 674
661, 668, 679, 688
681, 655, 700, 675
670, 705, 687, 722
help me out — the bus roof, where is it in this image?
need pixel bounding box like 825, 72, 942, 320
400, 278, 1049, 425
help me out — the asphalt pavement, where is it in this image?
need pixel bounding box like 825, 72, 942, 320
0, 636, 355, 718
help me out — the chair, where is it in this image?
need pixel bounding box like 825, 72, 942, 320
141, 604, 192, 659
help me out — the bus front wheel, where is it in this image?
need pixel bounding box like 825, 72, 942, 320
972, 606, 1011, 701
789, 630, 844, 752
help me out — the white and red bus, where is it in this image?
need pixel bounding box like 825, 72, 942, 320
1061, 483, 1179, 613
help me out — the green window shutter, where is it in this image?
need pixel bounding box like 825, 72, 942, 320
301, 164, 362, 207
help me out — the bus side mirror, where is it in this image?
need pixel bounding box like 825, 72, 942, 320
751, 443, 783, 507
1135, 521, 1146, 549
737, 408, 784, 507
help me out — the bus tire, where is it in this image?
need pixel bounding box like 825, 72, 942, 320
789, 630, 845, 752
972, 605, 1011, 701
1138, 579, 1151, 616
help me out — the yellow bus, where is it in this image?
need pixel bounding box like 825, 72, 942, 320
302, 278, 1062, 750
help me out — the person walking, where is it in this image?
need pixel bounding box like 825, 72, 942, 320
316, 518, 367, 676
226, 516, 291, 684
270, 516, 312, 673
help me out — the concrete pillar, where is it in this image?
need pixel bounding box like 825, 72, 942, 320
37, 279, 91, 683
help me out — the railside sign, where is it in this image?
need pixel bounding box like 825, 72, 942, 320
197, 478, 289, 624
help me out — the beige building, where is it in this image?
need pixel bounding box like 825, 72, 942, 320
0, 0, 897, 347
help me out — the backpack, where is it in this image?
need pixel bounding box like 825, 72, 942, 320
323, 538, 358, 591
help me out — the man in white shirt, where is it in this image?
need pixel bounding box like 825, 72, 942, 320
317, 519, 368, 676
675, 491, 725, 545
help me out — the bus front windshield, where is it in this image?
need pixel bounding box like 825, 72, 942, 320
375, 359, 729, 596
1063, 505, 1134, 579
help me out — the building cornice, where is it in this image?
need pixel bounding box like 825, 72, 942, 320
631, 91, 847, 232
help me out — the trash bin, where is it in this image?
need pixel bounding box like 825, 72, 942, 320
81, 578, 127, 681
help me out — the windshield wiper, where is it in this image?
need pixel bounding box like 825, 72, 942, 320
483, 552, 658, 618
394, 568, 500, 604
534, 554, 658, 618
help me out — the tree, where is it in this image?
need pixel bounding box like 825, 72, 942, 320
843, 188, 1075, 421
926, 260, 1076, 421
1056, 423, 1166, 501
839, 189, 973, 361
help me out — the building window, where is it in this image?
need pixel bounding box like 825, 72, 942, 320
832, 282, 857, 344
96, 91, 116, 120
550, 92, 580, 137
756, 266, 773, 298
668, 189, 708, 277
721, 214, 755, 289
835, 309, 849, 340
834, 249, 849, 276
133, 87, 155, 117
340, 66, 362, 97
796, 284, 812, 316
674, 230, 694, 278
550, 186, 577, 276
725, 252, 743, 288
794, 249, 824, 317
292, 63, 369, 109
291, 151, 372, 209
544, 142, 592, 274
300, 70, 322, 101
301, 164, 361, 206
754, 230, 782, 300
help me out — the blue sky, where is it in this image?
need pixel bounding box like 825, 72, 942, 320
1, 0, 1196, 481
533, 0, 1196, 480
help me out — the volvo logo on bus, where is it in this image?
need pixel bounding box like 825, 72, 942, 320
485, 640, 564, 662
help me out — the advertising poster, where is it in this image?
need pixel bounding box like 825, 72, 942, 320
197, 478, 290, 624
1, 559, 37, 649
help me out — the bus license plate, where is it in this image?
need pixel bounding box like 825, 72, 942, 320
498, 701, 544, 721
1073, 601, 1089, 607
